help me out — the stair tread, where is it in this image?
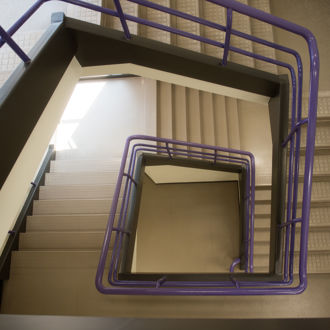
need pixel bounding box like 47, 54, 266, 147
45, 171, 119, 186
39, 184, 120, 200
26, 214, 110, 231
19, 231, 112, 250
50, 159, 122, 173
33, 199, 115, 215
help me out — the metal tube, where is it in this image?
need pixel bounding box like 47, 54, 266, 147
0, 25, 31, 63
222, 8, 233, 65
113, 0, 131, 39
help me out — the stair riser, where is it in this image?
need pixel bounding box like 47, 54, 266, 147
39, 185, 121, 200
254, 231, 330, 252
50, 160, 121, 173
301, 122, 330, 148
45, 172, 119, 185
256, 181, 330, 202
26, 215, 116, 232
33, 200, 118, 215
19, 232, 115, 250
254, 252, 330, 274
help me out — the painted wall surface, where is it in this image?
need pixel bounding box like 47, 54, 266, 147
53, 77, 157, 159
0, 57, 81, 253
136, 175, 240, 273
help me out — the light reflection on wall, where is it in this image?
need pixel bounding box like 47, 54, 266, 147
52, 80, 106, 151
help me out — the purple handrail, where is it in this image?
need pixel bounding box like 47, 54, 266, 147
0, 0, 319, 295
222, 7, 232, 65
0, 26, 30, 63
109, 143, 253, 281
100, 135, 255, 290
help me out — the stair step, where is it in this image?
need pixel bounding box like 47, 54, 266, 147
10, 250, 102, 269
300, 153, 330, 176
254, 217, 271, 229
254, 252, 330, 274
26, 215, 110, 232
173, 0, 201, 52
19, 232, 111, 250
200, 92, 215, 147
33, 199, 113, 215
39, 185, 119, 200
255, 199, 330, 216
172, 85, 188, 145
45, 172, 119, 185
254, 207, 330, 229
301, 119, 330, 148
225, 97, 241, 151
186, 88, 202, 149
256, 181, 330, 202
50, 159, 122, 172
157, 81, 173, 139
254, 230, 330, 253
213, 94, 228, 149
2, 268, 330, 317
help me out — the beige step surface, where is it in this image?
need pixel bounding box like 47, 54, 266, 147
172, 85, 188, 145
157, 81, 173, 139
256, 181, 330, 202
300, 119, 330, 148
213, 94, 229, 149
172, 0, 201, 52
138, 0, 171, 43
39, 185, 118, 200
33, 199, 113, 215
253, 251, 330, 274
19, 232, 111, 250
186, 88, 202, 149
45, 172, 119, 186
225, 97, 241, 151
10, 250, 102, 269
254, 230, 330, 253
200, 1, 225, 57
249, 0, 278, 74
2, 268, 330, 317
300, 153, 330, 175
254, 207, 330, 229
26, 215, 110, 232
200, 92, 215, 148
50, 159, 122, 173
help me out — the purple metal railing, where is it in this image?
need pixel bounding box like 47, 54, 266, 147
0, 0, 319, 295
98, 135, 255, 290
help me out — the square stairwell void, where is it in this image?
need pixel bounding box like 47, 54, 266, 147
119, 153, 248, 280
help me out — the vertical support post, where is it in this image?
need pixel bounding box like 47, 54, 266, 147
222, 8, 233, 66
113, 0, 131, 39
165, 142, 172, 159
214, 149, 217, 164
0, 25, 31, 63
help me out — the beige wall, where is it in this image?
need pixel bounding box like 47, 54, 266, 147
0, 57, 81, 253
136, 174, 240, 273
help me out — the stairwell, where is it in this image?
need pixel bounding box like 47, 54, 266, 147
0, 0, 330, 318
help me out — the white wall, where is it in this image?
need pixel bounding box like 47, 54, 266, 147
53, 77, 156, 159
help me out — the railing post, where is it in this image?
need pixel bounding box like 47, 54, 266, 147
113, 0, 131, 39
165, 142, 172, 159
222, 8, 233, 65
0, 25, 31, 63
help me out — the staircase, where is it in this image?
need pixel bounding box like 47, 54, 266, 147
0, 0, 330, 319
